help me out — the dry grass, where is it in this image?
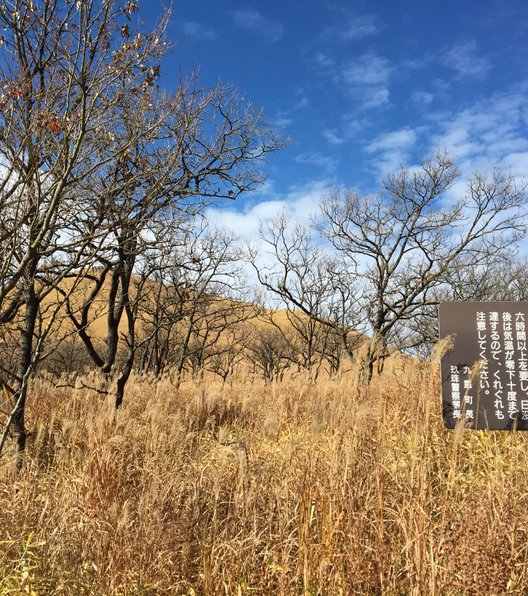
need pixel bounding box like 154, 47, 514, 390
1, 356, 528, 595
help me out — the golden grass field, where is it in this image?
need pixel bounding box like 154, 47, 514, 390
1, 349, 528, 595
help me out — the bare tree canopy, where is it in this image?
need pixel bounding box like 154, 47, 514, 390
255, 153, 528, 380
0, 0, 284, 461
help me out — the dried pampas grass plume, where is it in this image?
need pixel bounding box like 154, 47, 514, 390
431, 334, 455, 365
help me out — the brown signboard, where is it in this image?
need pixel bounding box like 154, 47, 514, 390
439, 302, 528, 430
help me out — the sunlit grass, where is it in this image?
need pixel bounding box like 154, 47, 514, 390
1, 356, 527, 594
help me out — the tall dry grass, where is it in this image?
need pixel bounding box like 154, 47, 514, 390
1, 353, 528, 594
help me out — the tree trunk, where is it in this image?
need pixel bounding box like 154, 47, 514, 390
12, 276, 39, 467
115, 358, 133, 409
175, 313, 195, 389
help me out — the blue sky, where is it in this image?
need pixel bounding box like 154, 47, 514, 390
143, 1, 528, 237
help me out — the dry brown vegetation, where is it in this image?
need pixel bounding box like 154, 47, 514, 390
1, 349, 528, 595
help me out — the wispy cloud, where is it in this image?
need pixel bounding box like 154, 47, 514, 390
273, 116, 293, 129
323, 11, 382, 43
231, 8, 284, 43
360, 90, 528, 181
322, 129, 346, 145
205, 180, 329, 268
338, 52, 392, 109
410, 90, 435, 107
430, 91, 528, 171
270, 91, 311, 130
313, 52, 335, 68
322, 114, 371, 147
295, 151, 337, 174
365, 127, 419, 174
292, 92, 310, 111
367, 128, 418, 153
182, 21, 217, 41
341, 53, 390, 87
442, 39, 491, 80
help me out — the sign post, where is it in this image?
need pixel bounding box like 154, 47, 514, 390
439, 302, 528, 430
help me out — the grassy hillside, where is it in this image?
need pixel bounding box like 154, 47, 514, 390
34, 271, 292, 341
1, 351, 527, 594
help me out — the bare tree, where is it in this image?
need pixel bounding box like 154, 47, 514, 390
408, 254, 528, 354
253, 214, 362, 375
206, 326, 248, 382
0, 0, 171, 460
0, 0, 284, 460
56, 36, 282, 407
153, 222, 254, 388
245, 326, 295, 383
138, 228, 253, 383
320, 153, 527, 379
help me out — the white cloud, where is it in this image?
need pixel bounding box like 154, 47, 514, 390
295, 151, 337, 173
183, 22, 217, 40
411, 90, 435, 107
322, 114, 372, 147
292, 94, 310, 111
432, 78, 451, 93
271, 92, 310, 130
322, 129, 346, 145
342, 114, 371, 134
503, 152, 528, 174
206, 180, 329, 244
231, 8, 284, 43
430, 91, 528, 174
341, 53, 390, 87
323, 12, 382, 42
338, 53, 391, 109
274, 116, 293, 129
367, 128, 417, 153
363, 87, 390, 109
365, 127, 419, 174
350, 90, 528, 204
313, 52, 335, 68
205, 183, 326, 291
442, 39, 491, 80
417, 89, 528, 206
